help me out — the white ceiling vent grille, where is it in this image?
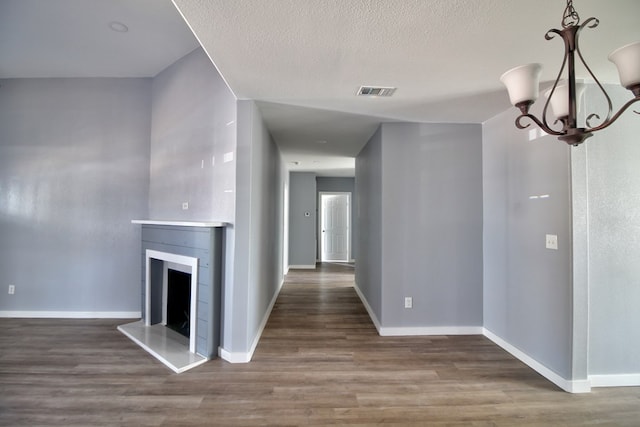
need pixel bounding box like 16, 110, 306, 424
357, 86, 396, 97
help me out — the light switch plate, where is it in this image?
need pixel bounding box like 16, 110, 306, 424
404, 297, 412, 309
546, 234, 558, 250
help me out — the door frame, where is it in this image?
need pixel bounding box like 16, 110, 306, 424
318, 191, 351, 262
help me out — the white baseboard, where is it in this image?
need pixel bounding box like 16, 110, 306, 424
353, 284, 483, 337
353, 286, 596, 394
483, 328, 591, 393
0, 311, 141, 319
381, 326, 483, 336
590, 374, 640, 388
219, 348, 251, 363
353, 283, 382, 333
219, 278, 284, 364
288, 264, 316, 269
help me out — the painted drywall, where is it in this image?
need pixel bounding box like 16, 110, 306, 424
232, 100, 286, 355
483, 105, 573, 380
380, 123, 483, 327
288, 172, 317, 267
354, 127, 383, 321
148, 47, 239, 353
0, 78, 151, 313
584, 85, 640, 376
316, 177, 357, 261
149, 48, 236, 222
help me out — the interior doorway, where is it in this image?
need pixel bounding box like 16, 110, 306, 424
319, 192, 351, 262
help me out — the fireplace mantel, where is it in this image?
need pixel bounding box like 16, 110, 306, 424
132, 219, 227, 227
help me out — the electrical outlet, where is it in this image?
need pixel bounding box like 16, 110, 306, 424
546, 234, 558, 250
404, 297, 413, 309
8, 285, 15, 295
182, 202, 189, 210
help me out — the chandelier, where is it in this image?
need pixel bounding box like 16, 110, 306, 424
500, 0, 640, 146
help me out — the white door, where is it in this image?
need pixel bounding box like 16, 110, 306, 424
320, 193, 350, 262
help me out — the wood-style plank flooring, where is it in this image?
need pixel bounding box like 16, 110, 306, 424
2, 263, 640, 426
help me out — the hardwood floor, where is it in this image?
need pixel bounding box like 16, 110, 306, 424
2, 263, 640, 426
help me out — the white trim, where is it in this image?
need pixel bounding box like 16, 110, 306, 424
483, 328, 591, 393
219, 348, 252, 364
353, 284, 481, 337
145, 250, 198, 354
171, 0, 240, 99
353, 285, 592, 393
288, 264, 316, 270
132, 219, 227, 227
381, 326, 483, 336
353, 283, 382, 333
219, 278, 284, 364
0, 311, 141, 318
590, 374, 640, 388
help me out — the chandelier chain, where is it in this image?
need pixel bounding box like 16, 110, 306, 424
562, 0, 580, 28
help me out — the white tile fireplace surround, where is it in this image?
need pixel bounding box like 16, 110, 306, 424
119, 220, 225, 373
144, 250, 198, 352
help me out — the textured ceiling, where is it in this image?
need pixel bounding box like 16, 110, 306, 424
3, 0, 640, 176
173, 0, 640, 175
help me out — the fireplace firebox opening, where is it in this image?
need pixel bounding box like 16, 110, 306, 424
166, 269, 191, 338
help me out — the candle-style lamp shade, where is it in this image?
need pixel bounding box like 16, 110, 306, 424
609, 41, 640, 93
545, 82, 586, 119
500, 63, 543, 112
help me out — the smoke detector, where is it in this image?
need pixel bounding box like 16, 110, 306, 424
357, 86, 396, 97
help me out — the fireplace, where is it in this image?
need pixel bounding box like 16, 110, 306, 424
119, 220, 225, 373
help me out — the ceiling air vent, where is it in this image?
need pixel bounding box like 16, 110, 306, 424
357, 86, 396, 97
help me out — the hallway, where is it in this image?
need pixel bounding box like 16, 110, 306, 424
2, 264, 640, 425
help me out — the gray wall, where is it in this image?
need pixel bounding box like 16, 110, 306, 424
148, 48, 239, 353
355, 127, 383, 320
288, 172, 317, 267
483, 83, 640, 382
355, 123, 483, 328
483, 105, 573, 379
316, 177, 357, 260
380, 123, 483, 327
583, 85, 640, 376
231, 100, 286, 354
0, 47, 288, 362
149, 48, 236, 222
0, 78, 151, 313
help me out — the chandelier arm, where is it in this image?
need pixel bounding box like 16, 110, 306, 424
542, 29, 568, 132
545, 28, 562, 41
587, 97, 640, 133
574, 17, 613, 130
516, 114, 564, 136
